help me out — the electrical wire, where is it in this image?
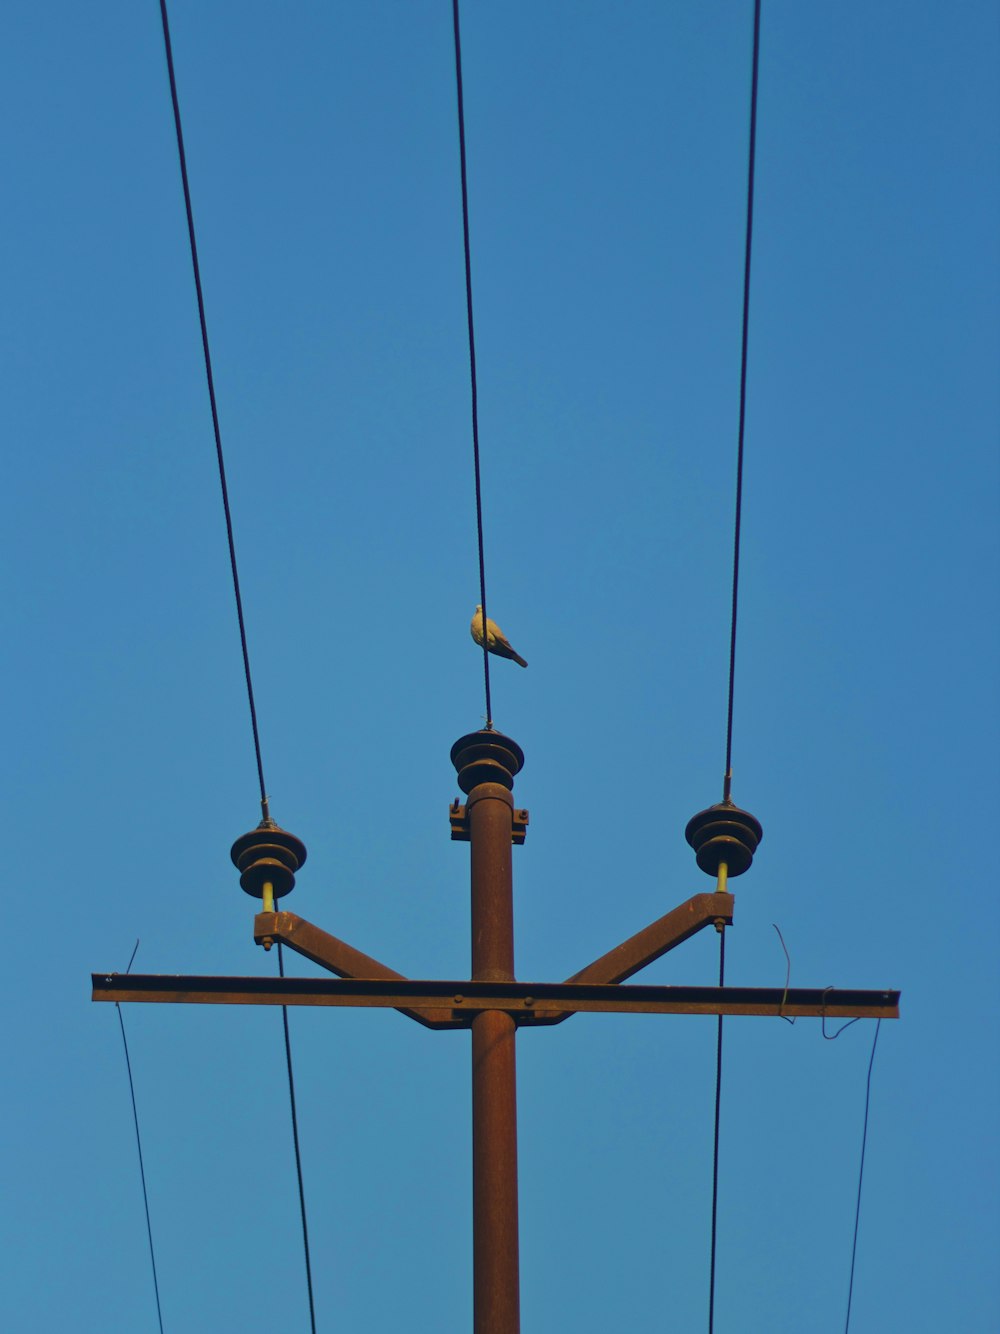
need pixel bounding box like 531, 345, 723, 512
709, 8, 764, 1326
772, 923, 796, 1024
844, 1019, 882, 1333
708, 929, 725, 1334
451, 0, 494, 729
278, 943, 318, 1334
822, 986, 863, 1041
157, 7, 315, 1324
158, 0, 269, 813
115, 941, 165, 1334
723, 0, 763, 804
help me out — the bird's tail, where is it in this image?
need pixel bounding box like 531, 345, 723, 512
511, 651, 528, 669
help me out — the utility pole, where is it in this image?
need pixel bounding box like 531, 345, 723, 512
455, 732, 523, 1333
94, 729, 898, 1333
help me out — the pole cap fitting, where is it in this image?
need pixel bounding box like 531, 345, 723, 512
230, 818, 307, 899
450, 730, 524, 795
685, 800, 762, 878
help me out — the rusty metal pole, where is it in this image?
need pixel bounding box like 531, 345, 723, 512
452, 731, 525, 1334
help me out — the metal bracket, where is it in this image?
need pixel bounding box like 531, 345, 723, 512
450, 799, 529, 844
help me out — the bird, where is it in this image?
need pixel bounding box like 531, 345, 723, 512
470, 605, 528, 668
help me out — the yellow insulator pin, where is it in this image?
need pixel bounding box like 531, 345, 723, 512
262, 880, 275, 914
713, 861, 729, 931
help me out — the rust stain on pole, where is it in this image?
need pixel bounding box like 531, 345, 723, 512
453, 730, 525, 1334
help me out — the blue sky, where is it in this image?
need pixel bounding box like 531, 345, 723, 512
3, 2, 998, 1330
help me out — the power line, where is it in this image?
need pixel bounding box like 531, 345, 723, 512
278, 943, 318, 1334
451, 0, 494, 728
157, 6, 315, 1325
723, 0, 763, 804
844, 1019, 882, 1334
158, 0, 269, 813
710, 5, 764, 1328
708, 929, 726, 1334
116, 942, 165, 1334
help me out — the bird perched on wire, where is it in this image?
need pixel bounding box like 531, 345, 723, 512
470, 605, 528, 668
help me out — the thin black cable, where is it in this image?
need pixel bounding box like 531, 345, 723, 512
277, 943, 318, 1333
822, 986, 863, 1041
158, 8, 313, 1321
159, 0, 269, 811
451, 0, 493, 728
115, 942, 165, 1334
844, 1019, 882, 1333
723, 0, 763, 802
708, 928, 726, 1334
772, 923, 796, 1024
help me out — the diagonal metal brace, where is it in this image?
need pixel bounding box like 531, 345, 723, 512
253, 911, 462, 1030
566, 892, 734, 985
527, 891, 735, 1025
250, 894, 733, 1028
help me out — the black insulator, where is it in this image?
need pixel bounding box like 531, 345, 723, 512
230, 819, 308, 899
685, 800, 762, 878
450, 730, 524, 794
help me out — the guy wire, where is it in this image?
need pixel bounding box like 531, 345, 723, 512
451, 0, 493, 728
723, 0, 762, 803
159, 0, 268, 808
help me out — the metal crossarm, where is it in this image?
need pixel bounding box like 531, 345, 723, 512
92, 973, 899, 1022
